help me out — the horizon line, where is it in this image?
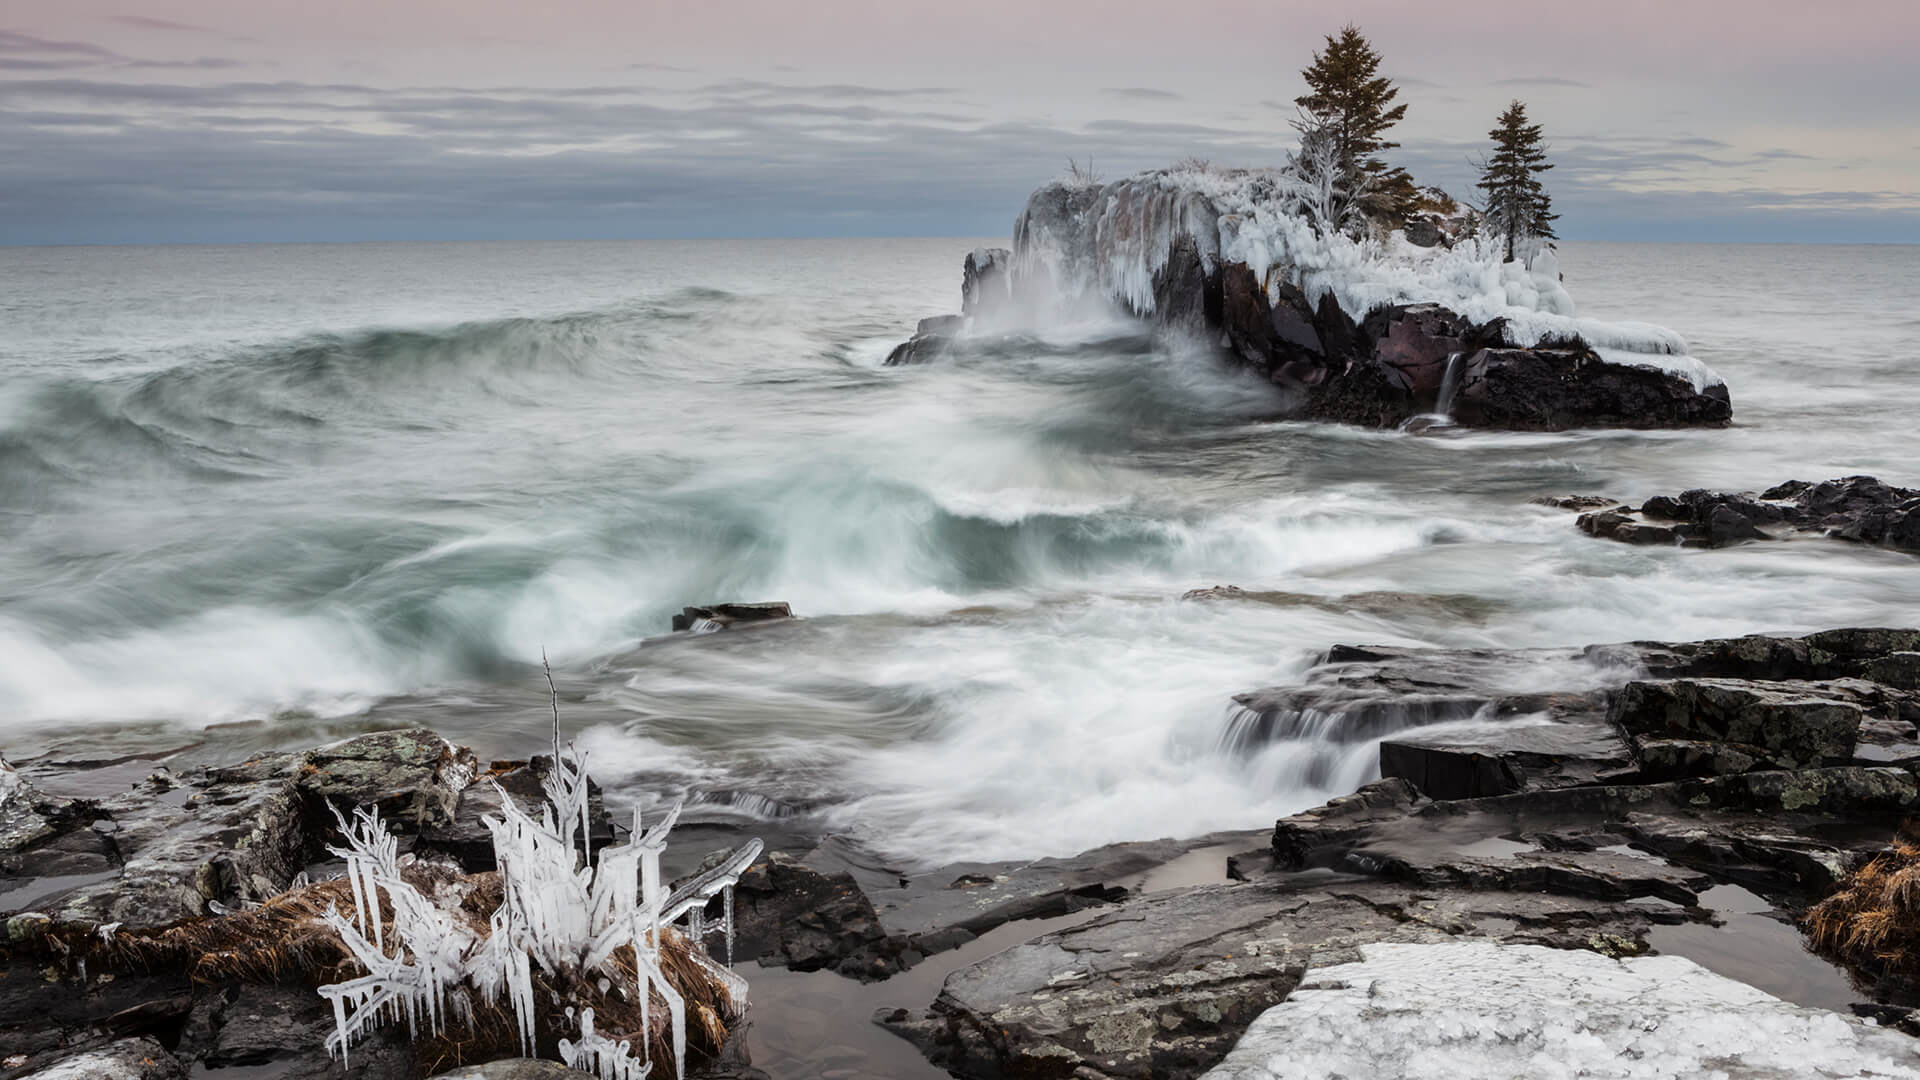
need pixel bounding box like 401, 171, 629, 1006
7, 235, 1920, 251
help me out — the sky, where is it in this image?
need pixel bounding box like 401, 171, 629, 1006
1, 0, 1916, 245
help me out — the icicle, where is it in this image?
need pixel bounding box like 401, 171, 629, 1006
723, 885, 735, 967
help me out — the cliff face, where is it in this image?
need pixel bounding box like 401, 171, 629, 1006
892, 167, 1731, 432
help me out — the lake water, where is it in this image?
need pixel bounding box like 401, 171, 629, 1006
4, 238, 1918, 865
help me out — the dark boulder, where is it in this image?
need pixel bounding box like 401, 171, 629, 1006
1531, 494, 1625, 512
724, 852, 906, 980
298, 728, 478, 832
883, 316, 960, 367
1217, 262, 1277, 370
1302, 354, 1415, 427
1576, 509, 1689, 546
1450, 345, 1734, 431
1151, 234, 1218, 337
1609, 678, 1863, 775
1568, 476, 1920, 556
671, 602, 795, 633
1268, 280, 1324, 359
1311, 290, 1362, 362
1361, 303, 1476, 399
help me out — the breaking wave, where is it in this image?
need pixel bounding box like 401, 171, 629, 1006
5, 238, 1920, 864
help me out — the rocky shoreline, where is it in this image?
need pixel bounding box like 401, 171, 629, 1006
8, 601, 1920, 1077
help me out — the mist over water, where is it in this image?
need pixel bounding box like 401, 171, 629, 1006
4, 239, 1920, 865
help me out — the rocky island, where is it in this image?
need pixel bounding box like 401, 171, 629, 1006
887, 169, 1732, 433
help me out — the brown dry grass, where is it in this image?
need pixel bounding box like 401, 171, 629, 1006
1805, 838, 1920, 982
51, 862, 738, 1080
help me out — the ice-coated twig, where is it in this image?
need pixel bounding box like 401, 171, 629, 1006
316, 803, 479, 1066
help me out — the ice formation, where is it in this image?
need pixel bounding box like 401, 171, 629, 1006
315, 724, 762, 1078
1008, 167, 1723, 390
1201, 942, 1920, 1080
559, 1007, 653, 1080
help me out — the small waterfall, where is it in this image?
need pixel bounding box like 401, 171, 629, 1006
1216, 696, 1493, 756
1434, 351, 1467, 417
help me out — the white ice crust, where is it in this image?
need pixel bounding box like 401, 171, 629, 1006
1202, 942, 1920, 1080
1009, 168, 1724, 391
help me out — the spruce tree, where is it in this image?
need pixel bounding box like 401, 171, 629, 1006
1475, 100, 1558, 263
1294, 25, 1411, 225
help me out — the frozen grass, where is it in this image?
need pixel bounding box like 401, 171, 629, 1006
311, 666, 764, 1078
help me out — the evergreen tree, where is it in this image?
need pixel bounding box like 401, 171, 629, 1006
1475, 100, 1559, 262
1294, 25, 1412, 225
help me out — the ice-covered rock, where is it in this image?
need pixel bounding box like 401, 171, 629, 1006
961, 247, 1012, 328
893, 165, 1731, 431
1005, 169, 1670, 368
1201, 941, 1920, 1080
1010, 173, 1220, 320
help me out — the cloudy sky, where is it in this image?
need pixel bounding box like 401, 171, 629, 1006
2, 0, 1916, 244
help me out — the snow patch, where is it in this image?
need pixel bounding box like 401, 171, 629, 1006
1202, 941, 1920, 1080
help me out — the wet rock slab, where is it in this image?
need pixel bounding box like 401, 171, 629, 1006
1379, 721, 1631, 800
880, 871, 1686, 1080
1, 729, 479, 929
710, 832, 1254, 982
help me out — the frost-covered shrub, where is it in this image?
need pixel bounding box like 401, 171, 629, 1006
316, 726, 761, 1080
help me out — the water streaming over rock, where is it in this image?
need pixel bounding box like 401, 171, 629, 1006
1435, 350, 1468, 417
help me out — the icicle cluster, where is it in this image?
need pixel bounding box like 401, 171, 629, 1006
560, 1007, 653, 1080
315, 733, 763, 1079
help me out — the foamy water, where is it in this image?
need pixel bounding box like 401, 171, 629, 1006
3, 239, 1918, 864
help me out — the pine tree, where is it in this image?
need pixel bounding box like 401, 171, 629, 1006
1475, 100, 1558, 263
1294, 25, 1411, 225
